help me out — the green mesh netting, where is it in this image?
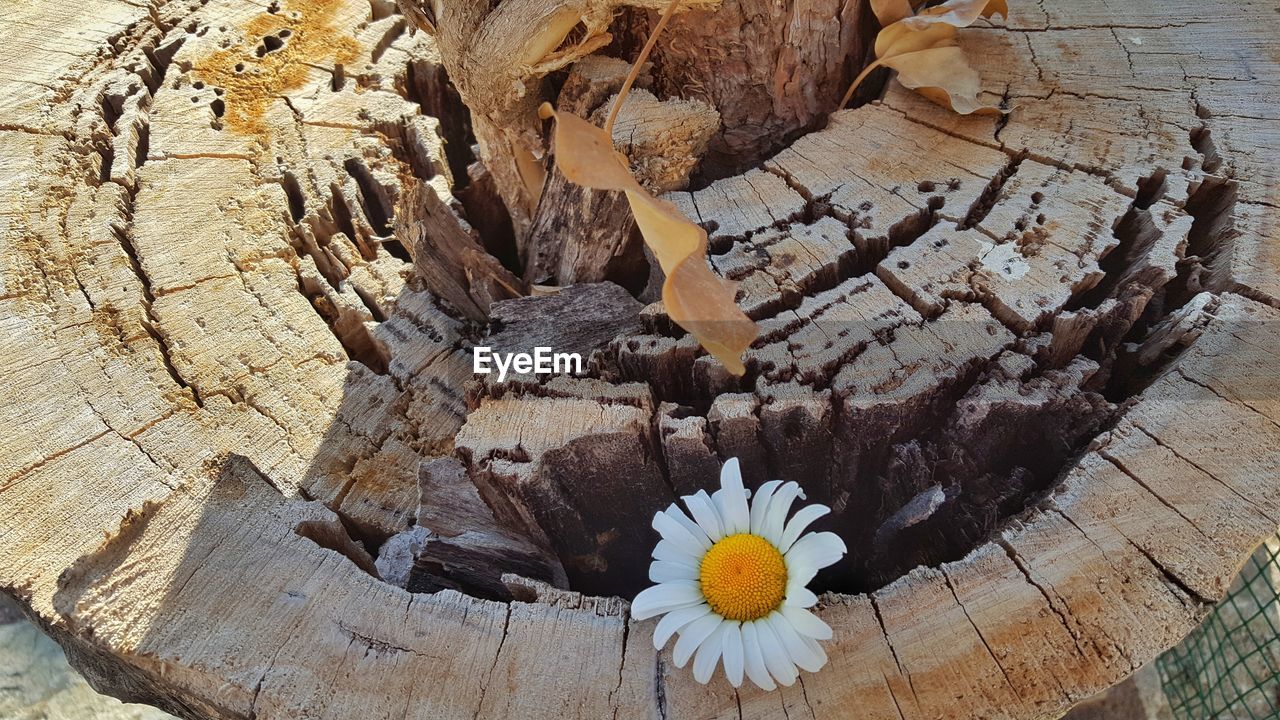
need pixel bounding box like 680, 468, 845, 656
1157, 538, 1280, 720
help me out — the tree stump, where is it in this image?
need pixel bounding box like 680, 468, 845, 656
2, 1, 1278, 719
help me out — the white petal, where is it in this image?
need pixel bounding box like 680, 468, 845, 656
787, 565, 817, 591
754, 617, 799, 686
693, 621, 729, 683
673, 613, 723, 668
722, 622, 745, 688
801, 634, 828, 669
650, 560, 699, 584
717, 459, 751, 534
711, 489, 731, 535
762, 482, 802, 546
666, 504, 713, 549
748, 480, 783, 535
631, 582, 702, 620
785, 531, 847, 573
784, 585, 819, 608
653, 539, 701, 566
767, 611, 825, 673
720, 456, 743, 487
653, 510, 708, 557
781, 605, 833, 641
779, 504, 830, 553
683, 491, 724, 542
653, 604, 711, 650
740, 620, 776, 692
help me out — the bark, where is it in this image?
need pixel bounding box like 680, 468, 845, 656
616, 0, 874, 178
396, 0, 720, 253
401, 0, 873, 276
521, 57, 720, 287
2, 1, 1280, 719
395, 177, 526, 321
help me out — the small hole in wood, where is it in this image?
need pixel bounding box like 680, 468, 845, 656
281, 172, 306, 223
256, 34, 286, 57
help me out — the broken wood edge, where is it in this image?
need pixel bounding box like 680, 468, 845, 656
3, 0, 1279, 718
22, 293, 1280, 720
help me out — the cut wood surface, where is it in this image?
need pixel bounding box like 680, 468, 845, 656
614, 0, 871, 176
523, 57, 721, 287
1, 1, 1278, 720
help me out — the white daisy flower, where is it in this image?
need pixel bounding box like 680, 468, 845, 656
631, 458, 847, 690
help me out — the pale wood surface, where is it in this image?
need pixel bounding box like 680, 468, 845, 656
1, 1, 1278, 719
524, 57, 721, 287
616, 0, 871, 176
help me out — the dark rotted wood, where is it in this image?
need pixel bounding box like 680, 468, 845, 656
457, 159, 520, 271
757, 382, 835, 505
852, 355, 1117, 587
523, 57, 720, 288
706, 393, 769, 486
613, 0, 873, 178
523, 178, 643, 288
454, 285, 664, 596
456, 381, 676, 597
396, 179, 526, 321
483, 281, 645, 363
522, 57, 638, 286
656, 401, 721, 496
375, 458, 566, 600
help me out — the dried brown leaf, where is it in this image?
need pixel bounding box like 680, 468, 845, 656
900, 0, 1007, 30
870, 0, 913, 25
862, 0, 1010, 115
539, 103, 757, 374
513, 146, 548, 212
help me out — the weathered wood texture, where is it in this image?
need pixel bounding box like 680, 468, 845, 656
523, 57, 721, 287
1, 1, 1279, 719
400, 0, 722, 246
615, 0, 872, 177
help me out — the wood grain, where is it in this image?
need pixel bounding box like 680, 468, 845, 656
1, 1, 1278, 719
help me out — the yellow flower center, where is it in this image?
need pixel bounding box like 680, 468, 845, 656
699, 533, 787, 621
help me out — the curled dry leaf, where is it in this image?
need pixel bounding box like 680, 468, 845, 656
898, 0, 1008, 30
539, 103, 758, 375
869, 0, 914, 25
849, 0, 1009, 115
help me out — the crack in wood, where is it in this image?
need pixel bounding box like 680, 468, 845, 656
5, 1, 1280, 717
